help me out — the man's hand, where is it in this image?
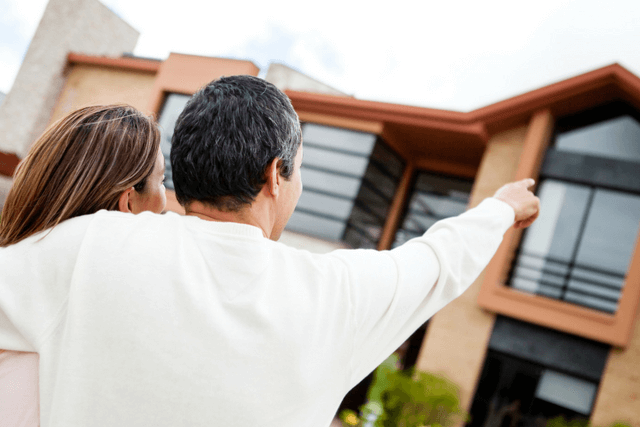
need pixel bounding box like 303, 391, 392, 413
493, 179, 540, 229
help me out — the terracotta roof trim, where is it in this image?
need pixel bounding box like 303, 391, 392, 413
472, 64, 624, 120
166, 52, 260, 69
287, 63, 640, 134
67, 53, 161, 73
286, 90, 470, 123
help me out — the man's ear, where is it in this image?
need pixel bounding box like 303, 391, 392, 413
118, 187, 135, 213
265, 158, 281, 197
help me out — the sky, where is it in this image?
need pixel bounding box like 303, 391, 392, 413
2, 0, 640, 112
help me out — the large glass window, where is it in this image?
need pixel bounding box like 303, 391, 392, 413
393, 172, 473, 248
286, 123, 404, 248
387, 171, 472, 370
469, 317, 609, 427
157, 93, 191, 190
338, 170, 471, 417
509, 102, 640, 313
343, 141, 404, 249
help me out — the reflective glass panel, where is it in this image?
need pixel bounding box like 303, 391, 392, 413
287, 124, 403, 248
535, 370, 596, 415
157, 93, 191, 190
343, 142, 404, 249
556, 115, 640, 163
393, 173, 472, 247
302, 123, 376, 155
511, 179, 640, 313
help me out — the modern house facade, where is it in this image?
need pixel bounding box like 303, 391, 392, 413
0, 1, 638, 425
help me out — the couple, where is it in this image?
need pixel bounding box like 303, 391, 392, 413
0, 75, 539, 427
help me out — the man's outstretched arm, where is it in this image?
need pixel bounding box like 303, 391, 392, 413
337, 179, 540, 386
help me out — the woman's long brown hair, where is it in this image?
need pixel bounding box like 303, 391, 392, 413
0, 105, 161, 246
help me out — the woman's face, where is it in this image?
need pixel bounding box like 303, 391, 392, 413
131, 149, 167, 214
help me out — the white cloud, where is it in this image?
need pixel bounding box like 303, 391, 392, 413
0, 44, 23, 94
3, 0, 640, 110
0, 0, 48, 92
2, 0, 48, 39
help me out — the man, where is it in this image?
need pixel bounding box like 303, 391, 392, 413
0, 75, 539, 427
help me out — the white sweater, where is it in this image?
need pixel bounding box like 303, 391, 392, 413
0, 198, 514, 427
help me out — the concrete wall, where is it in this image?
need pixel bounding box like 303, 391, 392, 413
0, 0, 138, 158
415, 125, 529, 413
49, 64, 157, 124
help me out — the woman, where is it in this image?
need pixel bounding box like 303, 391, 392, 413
0, 104, 167, 425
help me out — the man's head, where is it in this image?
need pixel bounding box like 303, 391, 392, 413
170, 75, 302, 212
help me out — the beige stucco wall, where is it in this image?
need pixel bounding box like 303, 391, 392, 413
591, 315, 640, 426
0, 0, 138, 158
49, 65, 157, 124
415, 125, 528, 413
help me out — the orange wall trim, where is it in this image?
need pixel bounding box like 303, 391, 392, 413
477, 109, 640, 347
413, 157, 478, 179
287, 64, 640, 145
473, 64, 640, 131
67, 53, 161, 73
147, 53, 260, 116
297, 111, 383, 135
377, 163, 415, 250
286, 90, 489, 141
0, 151, 20, 176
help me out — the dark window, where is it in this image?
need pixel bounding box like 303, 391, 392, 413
555, 105, 640, 163
509, 102, 640, 313
339, 165, 470, 418
393, 172, 473, 248
469, 317, 609, 427
157, 93, 191, 190
388, 171, 473, 373
339, 170, 474, 417
286, 123, 404, 248
343, 141, 404, 249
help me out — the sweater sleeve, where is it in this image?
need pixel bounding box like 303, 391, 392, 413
332, 198, 515, 387
0, 215, 92, 352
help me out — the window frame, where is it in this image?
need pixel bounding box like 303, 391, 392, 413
477, 109, 640, 348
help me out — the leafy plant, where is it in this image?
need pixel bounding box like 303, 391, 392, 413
546, 417, 631, 427
340, 354, 466, 427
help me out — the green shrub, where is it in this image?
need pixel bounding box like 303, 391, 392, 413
340, 354, 466, 427
546, 416, 632, 427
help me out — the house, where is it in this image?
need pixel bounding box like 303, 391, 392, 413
1, 0, 638, 425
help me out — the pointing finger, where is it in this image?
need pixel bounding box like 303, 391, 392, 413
521, 178, 535, 189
